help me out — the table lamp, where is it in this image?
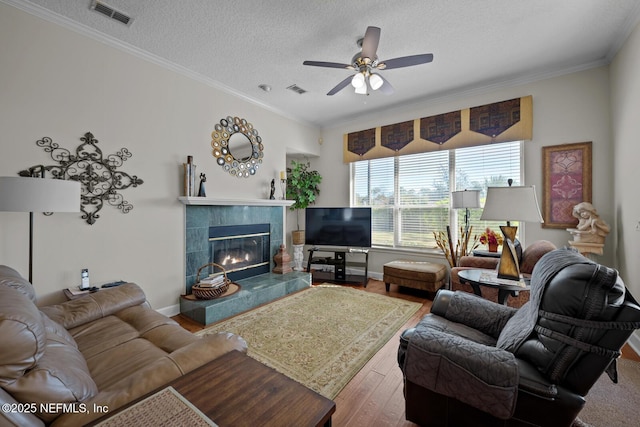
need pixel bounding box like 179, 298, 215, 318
0, 176, 81, 283
451, 189, 481, 233
480, 180, 543, 280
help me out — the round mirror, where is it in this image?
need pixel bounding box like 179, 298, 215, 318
210, 116, 264, 178
229, 132, 253, 162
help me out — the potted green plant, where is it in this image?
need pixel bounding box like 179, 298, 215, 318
286, 160, 322, 245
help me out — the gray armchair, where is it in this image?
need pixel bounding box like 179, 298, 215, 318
398, 249, 640, 426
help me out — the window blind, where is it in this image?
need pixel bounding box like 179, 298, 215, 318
352, 141, 523, 249
454, 142, 522, 236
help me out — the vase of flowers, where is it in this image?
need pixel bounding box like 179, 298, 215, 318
479, 228, 503, 252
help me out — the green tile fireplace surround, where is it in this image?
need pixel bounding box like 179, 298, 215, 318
180, 271, 311, 325
180, 197, 310, 325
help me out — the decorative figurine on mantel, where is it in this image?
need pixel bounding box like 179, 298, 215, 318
197, 173, 207, 197
269, 179, 276, 200
567, 202, 610, 256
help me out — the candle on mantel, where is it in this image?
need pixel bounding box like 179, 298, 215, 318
280, 171, 286, 180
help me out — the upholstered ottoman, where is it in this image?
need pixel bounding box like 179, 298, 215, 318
383, 260, 447, 293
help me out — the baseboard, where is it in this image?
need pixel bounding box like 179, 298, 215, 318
157, 304, 180, 318
369, 271, 383, 281
627, 330, 640, 356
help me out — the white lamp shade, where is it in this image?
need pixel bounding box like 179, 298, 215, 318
369, 73, 384, 90
451, 190, 480, 209
354, 84, 367, 94
480, 185, 544, 223
0, 177, 81, 212
351, 72, 366, 88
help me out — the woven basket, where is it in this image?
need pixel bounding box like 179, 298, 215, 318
192, 262, 231, 300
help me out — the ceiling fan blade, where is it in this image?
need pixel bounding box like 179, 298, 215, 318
378, 53, 434, 70
377, 74, 394, 95
361, 26, 381, 60
327, 75, 354, 96
303, 60, 353, 69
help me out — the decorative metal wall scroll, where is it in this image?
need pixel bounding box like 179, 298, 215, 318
19, 132, 144, 225
211, 116, 263, 178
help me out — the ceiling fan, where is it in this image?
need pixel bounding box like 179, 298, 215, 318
303, 26, 433, 96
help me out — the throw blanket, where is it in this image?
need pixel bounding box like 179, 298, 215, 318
497, 248, 626, 384
496, 249, 595, 354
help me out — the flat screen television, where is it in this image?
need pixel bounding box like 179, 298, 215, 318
305, 207, 372, 248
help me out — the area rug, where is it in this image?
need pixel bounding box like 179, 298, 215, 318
96, 387, 217, 427
573, 358, 640, 427
196, 284, 421, 399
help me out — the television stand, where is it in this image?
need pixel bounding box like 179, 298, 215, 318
307, 248, 369, 286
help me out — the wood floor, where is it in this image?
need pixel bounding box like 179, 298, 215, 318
172, 278, 640, 427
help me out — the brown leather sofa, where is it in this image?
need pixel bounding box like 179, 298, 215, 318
0, 265, 247, 426
450, 240, 556, 307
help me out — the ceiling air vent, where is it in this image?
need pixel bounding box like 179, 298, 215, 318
286, 84, 307, 95
90, 1, 133, 26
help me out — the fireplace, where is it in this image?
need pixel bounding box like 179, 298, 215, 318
181, 200, 312, 325
208, 223, 270, 281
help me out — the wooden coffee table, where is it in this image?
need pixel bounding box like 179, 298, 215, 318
92, 350, 335, 426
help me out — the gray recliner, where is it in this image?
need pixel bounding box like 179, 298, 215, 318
398, 248, 640, 426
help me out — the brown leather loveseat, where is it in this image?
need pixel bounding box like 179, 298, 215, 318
0, 265, 247, 426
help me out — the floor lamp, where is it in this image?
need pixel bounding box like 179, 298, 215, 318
0, 176, 81, 284
452, 189, 481, 233
480, 182, 543, 280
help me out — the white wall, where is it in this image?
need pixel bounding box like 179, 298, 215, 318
305, 66, 614, 276
611, 20, 640, 300
0, 4, 320, 308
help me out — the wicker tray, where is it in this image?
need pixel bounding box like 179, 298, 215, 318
192, 263, 231, 300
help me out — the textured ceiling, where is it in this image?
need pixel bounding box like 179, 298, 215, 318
7, 0, 640, 128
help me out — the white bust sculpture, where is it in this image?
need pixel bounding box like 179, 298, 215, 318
567, 202, 610, 245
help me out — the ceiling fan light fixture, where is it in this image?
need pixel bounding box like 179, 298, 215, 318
351, 72, 366, 89
302, 25, 433, 97
354, 84, 368, 95
369, 73, 383, 90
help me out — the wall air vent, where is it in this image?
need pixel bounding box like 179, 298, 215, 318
90, 1, 133, 26
286, 84, 307, 95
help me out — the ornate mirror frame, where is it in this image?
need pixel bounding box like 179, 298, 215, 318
211, 116, 264, 177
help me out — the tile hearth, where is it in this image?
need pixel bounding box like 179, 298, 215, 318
180, 271, 311, 325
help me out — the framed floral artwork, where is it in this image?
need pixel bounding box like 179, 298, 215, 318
542, 142, 592, 228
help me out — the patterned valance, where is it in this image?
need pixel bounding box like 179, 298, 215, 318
346, 128, 376, 156
381, 120, 414, 152
343, 95, 532, 162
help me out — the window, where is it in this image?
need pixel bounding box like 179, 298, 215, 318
351, 141, 522, 249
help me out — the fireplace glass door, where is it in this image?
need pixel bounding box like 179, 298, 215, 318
209, 223, 270, 281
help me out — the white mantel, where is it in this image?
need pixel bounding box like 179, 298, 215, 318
178, 196, 294, 207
